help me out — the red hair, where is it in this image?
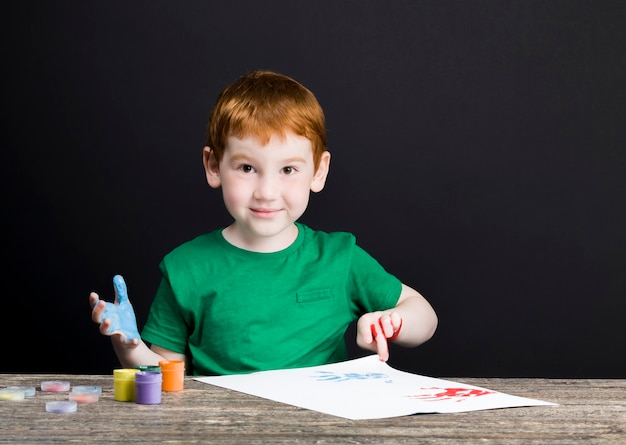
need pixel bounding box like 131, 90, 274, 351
205, 70, 328, 169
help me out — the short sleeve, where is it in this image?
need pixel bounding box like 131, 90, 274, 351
141, 270, 189, 354
347, 244, 402, 314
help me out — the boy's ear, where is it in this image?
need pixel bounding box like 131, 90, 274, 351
311, 151, 331, 193
203, 146, 222, 188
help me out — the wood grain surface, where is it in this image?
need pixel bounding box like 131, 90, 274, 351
1, 375, 624, 444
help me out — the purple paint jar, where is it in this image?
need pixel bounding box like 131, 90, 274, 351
135, 371, 162, 405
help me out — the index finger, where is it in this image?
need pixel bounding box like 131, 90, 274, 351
112, 275, 128, 304
370, 323, 390, 362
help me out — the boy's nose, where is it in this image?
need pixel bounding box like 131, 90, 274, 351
254, 174, 279, 200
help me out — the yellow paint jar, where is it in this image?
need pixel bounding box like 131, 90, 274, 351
113, 368, 140, 402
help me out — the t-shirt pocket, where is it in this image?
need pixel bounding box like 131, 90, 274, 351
296, 288, 332, 303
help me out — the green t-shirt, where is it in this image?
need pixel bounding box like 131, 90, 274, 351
141, 223, 402, 375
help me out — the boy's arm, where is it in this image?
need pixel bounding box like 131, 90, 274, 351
108, 333, 185, 368
356, 284, 438, 361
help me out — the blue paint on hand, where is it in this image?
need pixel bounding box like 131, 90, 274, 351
101, 275, 140, 343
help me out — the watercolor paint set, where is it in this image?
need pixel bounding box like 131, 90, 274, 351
1, 359, 185, 413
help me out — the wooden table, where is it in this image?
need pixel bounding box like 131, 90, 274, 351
1, 374, 624, 444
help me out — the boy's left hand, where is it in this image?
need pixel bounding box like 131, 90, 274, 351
357, 311, 403, 362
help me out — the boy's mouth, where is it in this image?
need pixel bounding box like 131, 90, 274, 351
251, 208, 281, 218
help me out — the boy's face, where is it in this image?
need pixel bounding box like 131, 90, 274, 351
204, 133, 330, 250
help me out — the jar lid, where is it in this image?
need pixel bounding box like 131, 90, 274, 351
136, 365, 161, 372
6, 386, 36, 397
135, 371, 163, 383
71, 385, 102, 395
114, 368, 140, 379
158, 360, 185, 371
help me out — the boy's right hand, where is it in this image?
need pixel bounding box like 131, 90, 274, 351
89, 275, 141, 346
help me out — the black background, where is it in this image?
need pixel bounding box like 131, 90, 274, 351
4, 1, 625, 377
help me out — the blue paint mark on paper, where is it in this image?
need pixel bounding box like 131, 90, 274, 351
311, 371, 392, 383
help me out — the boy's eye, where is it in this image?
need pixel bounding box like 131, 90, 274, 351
282, 166, 295, 175
239, 164, 254, 173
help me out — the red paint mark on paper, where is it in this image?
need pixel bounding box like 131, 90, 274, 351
406, 387, 496, 402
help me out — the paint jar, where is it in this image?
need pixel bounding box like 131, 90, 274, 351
46, 401, 77, 413
0, 388, 25, 401
69, 386, 102, 403
135, 371, 162, 405
159, 360, 185, 392
136, 365, 161, 372
41, 381, 71, 392
113, 368, 140, 402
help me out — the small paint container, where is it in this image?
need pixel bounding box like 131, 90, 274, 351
41, 381, 71, 392
135, 371, 162, 405
159, 360, 185, 392
136, 365, 161, 372
69, 386, 102, 403
113, 368, 140, 402
0, 388, 26, 401
46, 401, 78, 413
6, 386, 36, 397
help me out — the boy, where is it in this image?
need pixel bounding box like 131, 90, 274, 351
90, 70, 437, 375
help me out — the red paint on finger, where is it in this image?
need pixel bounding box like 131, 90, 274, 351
389, 318, 403, 342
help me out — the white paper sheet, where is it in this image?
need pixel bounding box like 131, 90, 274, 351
194, 355, 557, 420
